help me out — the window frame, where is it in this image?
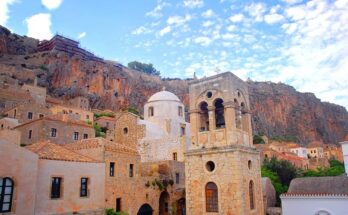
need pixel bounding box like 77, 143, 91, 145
27, 112, 33, 119
0, 177, 14, 213
129, 164, 134, 178
110, 162, 115, 177
80, 177, 89, 198
50, 177, 62, 199
205, 182, 218, 212
51, 128, 57, 137
28, 129, 32, 139
83, 133, 88, 139
73, 132, 79, 140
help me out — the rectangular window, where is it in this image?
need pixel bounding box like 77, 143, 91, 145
180, 126, 185, 136
28, 130, 32, 139
173, 152, 177, 161
129, 164, 134, 177
86, 115, 89, 120
176, 173, 180, 184
110, 162, 115, 177
83, 133, 88, 139
178, 106, 183, 117
73, 132, 79, 140
51, 128, 57, 137
116, 198, 121, 212
80, 178, 88, 197
27, 112, 33, 119
39, 114, 44, 118
51, 177, 62, 199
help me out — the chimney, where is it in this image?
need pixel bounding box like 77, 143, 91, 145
340, 134, 348, 176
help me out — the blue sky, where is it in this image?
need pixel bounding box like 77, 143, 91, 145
1, 0, 348, 109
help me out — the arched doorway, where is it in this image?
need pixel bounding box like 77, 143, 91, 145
137, 203, 153, 215
159, 191, 170, 215
176, 198, 186, 215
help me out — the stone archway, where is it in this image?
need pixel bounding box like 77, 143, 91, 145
137, 203, 153, 215
176, 198, 186, 215
159, 191, 170, 215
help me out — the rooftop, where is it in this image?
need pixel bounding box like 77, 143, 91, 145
147, 90, 180, 102
26, 141, 98, 163
286, 176, 348, 195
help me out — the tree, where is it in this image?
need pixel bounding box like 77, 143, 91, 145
128, 61, 160, 76
253, 134, 265, 144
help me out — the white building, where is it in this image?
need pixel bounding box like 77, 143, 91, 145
138, 90, 190, 162
340, 135, 348, 175
290, 147, 308, 159
281, 177, 348, 215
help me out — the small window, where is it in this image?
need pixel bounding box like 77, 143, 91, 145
0, 177, 14, 213
123, 127, 128, 135
175, 173, 180, 184
39, 114, 44, 118
0, 124, 3, 129
80, 178, 88, 197
27, 112, 33, 119
110, 162, 115, 177
180, 126, 185, 136
116, 198, 121, 212
28, 130, 32, 139
73, 132, 79, 140
83, 133, 88, 139
206, 161, 215, 172
129, 164, 134, 177
248, 160, 252, 170
51, 128, 57, 137
206, 91, 212, 98
148, 107, 154, 117
178, 106, 183, 117
14, 109, 16, 118
173, 152, 177, 161
51, 177, 62, 199
249, 180, 255, 210
86, 115, 89, 120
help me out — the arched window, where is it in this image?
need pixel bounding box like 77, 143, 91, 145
214, 98, 225, 129
0, 177, 14, 213
148, 107, 154, 117
206, 182, 218, 212
234, 99, 242, 129
249, 180, 255, 210
199, 102, 209, 132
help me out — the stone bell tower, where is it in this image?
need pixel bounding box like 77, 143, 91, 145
185, 72, 263, 215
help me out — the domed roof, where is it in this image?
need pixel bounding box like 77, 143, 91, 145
148, 90, 180, 102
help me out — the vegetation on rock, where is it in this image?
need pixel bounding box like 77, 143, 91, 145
128, 61, 160, 76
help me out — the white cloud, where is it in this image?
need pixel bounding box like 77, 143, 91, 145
0, 0, 17, 27
167, 15, 192, 26
202, 20, 214, 27
146, 0, 170, 18
244, 2, 267, 22
202, 9, 215, 18
183, 0, 204, 8
229, 14, 244, 22
25, 13, 53, 40
158, 26, 171, 36
281, 0, 303, 5
226, 25, 236, 32
41, 0, 63, 10
193, 36, 212, 46
264, 13, 284, 24
185, 62, 201, 77
132, 26, 152, 35
77, 32, 86, 39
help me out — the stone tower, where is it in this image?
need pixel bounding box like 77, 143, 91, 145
185, 72, 264, 215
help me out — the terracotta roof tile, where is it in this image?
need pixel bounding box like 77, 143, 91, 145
64, 138, 138, 155
26, 141, 98, 163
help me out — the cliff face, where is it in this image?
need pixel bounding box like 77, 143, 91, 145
0, 25, 347, 144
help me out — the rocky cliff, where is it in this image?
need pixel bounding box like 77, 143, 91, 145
0, 25, 347, 145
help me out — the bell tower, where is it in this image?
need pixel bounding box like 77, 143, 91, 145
185, 72, 264, 215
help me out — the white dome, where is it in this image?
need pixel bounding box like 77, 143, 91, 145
148, 91, 180, 102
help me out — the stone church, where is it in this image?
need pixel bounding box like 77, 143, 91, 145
185, 72, 264, 215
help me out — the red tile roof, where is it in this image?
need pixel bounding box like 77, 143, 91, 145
26, 140, 98, 163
